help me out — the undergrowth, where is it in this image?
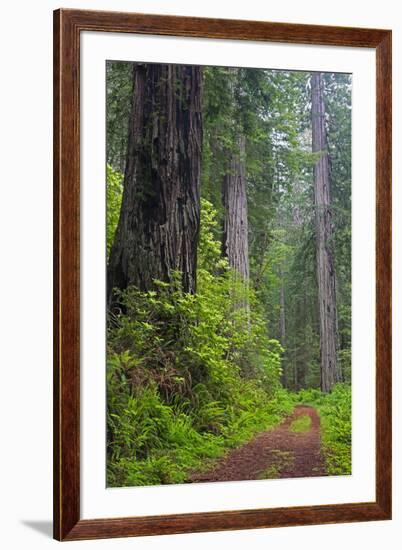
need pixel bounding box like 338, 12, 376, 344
107, 200, 294, 486
296, 384, 352, 475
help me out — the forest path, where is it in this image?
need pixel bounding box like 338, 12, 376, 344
189, 405, 326, 483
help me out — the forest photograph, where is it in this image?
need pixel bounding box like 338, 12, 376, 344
106, 61, 352, 488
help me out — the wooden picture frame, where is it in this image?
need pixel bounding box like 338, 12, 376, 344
53, 8, 392, 541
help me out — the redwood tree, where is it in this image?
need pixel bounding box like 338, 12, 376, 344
221, 69, 249, 286
311, 72, 341, 392
222, 133, 249, 282
107, 63, 203, 302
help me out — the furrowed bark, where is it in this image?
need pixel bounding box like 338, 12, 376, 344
311, 72, 341, 393
279, 273, 287, 386
222, 133, 249, 282
107, 63, 203, 301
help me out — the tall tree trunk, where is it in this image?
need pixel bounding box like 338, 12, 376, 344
222, 133, 249, 282
279, 273, 286, 345
293, 339, 298, 391
279, 270, 287, 386
311, 72, 341, 393
107, 63, 203, 302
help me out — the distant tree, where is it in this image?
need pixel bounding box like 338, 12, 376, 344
106, 61, 133, 172
222, 133, 249, 282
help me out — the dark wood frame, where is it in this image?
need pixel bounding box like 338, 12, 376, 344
53, 8, 392, 541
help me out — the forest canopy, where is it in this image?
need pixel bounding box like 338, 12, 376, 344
106, 61, 352, 487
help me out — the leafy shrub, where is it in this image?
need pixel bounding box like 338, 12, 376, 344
297, 383, 351, 475
106, 164, 123, 256
318, 384, 352, 475
107, 199, 293, 486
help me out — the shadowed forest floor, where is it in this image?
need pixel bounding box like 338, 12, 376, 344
189, 405, 327, 482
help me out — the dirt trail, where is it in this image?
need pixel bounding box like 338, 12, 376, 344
189, 405, 326, 483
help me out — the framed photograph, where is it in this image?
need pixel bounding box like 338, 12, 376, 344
53, 8, 391, 541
